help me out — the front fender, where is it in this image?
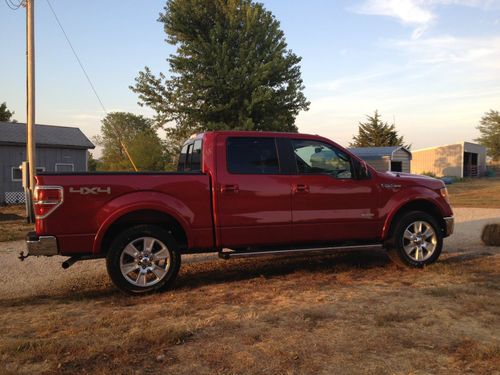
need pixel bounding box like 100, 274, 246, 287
381, 186, 449, 240
93, 191, 194, 254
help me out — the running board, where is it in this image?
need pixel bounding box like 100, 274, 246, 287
218, 244, 383, 260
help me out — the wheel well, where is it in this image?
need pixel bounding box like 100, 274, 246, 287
99, 210, 188, 254
386, 200, 446, 240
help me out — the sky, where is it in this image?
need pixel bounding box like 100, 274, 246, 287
1, 0, 499, 154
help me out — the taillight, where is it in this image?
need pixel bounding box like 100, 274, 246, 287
33, 186, 64, 219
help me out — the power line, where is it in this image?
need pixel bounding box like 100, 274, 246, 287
44, 0, 138, 171
45, 0, 107, 114
5, 0, 24, 10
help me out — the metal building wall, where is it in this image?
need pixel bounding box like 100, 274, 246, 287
0, 145, 26, 201
36, 147, 87, 172
463, 142, 487, 176
411, 144, 463, 177
1, 145, 88, 204
391, 149, 411, 173
364, 157, 390, 172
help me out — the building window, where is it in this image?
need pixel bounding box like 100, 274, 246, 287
11, 167, 45, 181
55, 163, 74, 172
11, 167, 22, 181
391, 161, 403, 172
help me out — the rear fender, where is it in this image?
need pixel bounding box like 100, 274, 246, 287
93, 191, 193, 254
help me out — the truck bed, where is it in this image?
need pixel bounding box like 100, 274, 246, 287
35, 172, 214, 254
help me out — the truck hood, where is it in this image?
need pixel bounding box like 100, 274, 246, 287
379, 171, 445, 190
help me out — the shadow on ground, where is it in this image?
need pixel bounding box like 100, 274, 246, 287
1, 248, 496, 309
0, 213, 23, 222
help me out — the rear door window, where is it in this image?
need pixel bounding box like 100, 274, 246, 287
227, 137, 280, 174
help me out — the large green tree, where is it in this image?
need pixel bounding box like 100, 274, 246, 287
476, 109, 500, 161
0, 102, 15, 122
350, 110, 407, 148
94, 112, 167, 171
131, 0, 309, 151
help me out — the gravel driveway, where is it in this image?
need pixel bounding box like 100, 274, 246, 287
0, 207, 498, 300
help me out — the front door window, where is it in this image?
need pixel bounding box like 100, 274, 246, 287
292, 140, 352, 179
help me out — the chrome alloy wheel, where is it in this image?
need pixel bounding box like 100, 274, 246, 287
119, 237, 171, 287
402, 220, 438, 262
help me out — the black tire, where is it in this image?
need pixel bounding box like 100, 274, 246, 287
386, 211, 443, 268
106, 225, 181, 294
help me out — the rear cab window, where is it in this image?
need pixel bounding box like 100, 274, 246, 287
177, 139, 202, 172
226, 137, 280, 174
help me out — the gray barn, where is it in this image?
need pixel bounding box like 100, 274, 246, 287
0, 122, 94, 204
349, 146, 412, 173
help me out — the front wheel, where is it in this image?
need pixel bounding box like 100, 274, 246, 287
386, 211, 443, 268
106, 225, 181, 294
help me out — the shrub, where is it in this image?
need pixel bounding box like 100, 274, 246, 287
421, 171, 437, 178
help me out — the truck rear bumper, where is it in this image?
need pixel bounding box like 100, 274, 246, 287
26, 231, 59, 256
444, 216, 454, 237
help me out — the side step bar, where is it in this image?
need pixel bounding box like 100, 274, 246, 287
218, 244, 383, 260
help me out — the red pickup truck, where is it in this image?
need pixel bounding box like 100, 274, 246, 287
25, 131, 454, 293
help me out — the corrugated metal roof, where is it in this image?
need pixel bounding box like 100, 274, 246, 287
413, 141, 486, 153
0, 122, 94, 149
348, 146, 411, 159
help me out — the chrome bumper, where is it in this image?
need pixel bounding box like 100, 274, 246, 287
444, 216, 454, 237
26, 232, 59, 256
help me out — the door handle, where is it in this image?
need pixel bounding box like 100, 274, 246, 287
293, 184, 309, 193
221, 184, 239, 193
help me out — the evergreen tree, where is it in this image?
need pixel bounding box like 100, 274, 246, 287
475, 109, 500, 161
94, 112, 167, 171
87, 152, 100, 171
350, 110, 407, 148
0, 102, 15, 122
131, 0, 309, 152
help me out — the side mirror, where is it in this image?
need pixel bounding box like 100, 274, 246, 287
356, 160, 370, 180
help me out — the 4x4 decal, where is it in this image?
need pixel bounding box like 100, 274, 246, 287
69, 187, 111, 195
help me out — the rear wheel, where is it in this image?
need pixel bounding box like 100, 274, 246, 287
387, 211, 443, 268
106, 225, 181, 294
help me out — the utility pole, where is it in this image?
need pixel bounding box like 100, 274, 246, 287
23, 0, 36, 223
27, 0, 36, 193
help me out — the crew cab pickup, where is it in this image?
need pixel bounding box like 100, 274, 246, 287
25, 131, 454, 293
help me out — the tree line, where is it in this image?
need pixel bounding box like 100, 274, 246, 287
1, 0, 499, 168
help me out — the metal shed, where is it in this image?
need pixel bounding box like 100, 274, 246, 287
0, 122, 95, 204
348, 146, 412, 173
411, 142, 487, 178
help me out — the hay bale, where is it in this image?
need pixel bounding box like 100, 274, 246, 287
481, 223, 500, 246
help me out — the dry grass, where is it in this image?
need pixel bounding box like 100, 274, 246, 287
0, 250, 499, 375
448, 178, 500, 208
0, 205, 33, 242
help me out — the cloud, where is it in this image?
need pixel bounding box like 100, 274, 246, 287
311, 69, 401, 92
353, 0, 496, 38
356, 0, 434, 25
386, 35, 500, 73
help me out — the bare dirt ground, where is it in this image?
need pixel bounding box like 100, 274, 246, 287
0, 208, 499, 374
